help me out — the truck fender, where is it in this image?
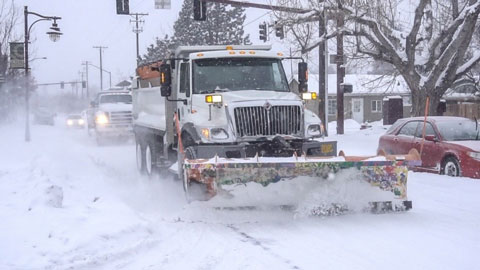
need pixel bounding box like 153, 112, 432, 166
181, 122, 202, 145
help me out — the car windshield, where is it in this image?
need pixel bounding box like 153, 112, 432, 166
68, 115, 81, 119
437, 120, 480, 141
99, 94, 132, 104
192, 57, 289, 94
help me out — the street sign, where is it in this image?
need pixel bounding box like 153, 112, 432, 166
116, 0, 129, 15
9, 42, 25, 69
329, 54, 347, 64
155, 0, 171, 9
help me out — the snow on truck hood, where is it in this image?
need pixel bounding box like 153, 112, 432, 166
98, 103, 132, 112
447, 141, 480, 152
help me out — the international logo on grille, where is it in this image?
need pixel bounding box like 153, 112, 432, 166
263, 101, 272, 111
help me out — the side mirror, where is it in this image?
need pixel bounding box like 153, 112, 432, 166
298, 62, 308, 93
160, 63, 172, 97
425, 135, 437, 142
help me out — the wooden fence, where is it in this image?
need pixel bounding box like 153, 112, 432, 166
445, 103, 480, 119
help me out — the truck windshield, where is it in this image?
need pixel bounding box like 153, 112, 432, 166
193, 57, 289, 93
99, 94, 132, 104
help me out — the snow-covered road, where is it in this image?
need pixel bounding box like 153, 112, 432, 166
1, 121, 479, 270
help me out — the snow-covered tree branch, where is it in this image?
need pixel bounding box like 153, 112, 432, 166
274, 0, 480, 116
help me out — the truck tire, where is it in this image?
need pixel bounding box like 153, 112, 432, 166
96, 135, 105, 146
145, 142, 158, 177
182, 146, 209, 202
136, 139, 146, 174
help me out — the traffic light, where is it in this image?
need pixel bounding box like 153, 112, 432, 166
116, 0, 129, 15
60, 81, 64, 89
275, 21, 284, 39
193, 0, 207, 21
259, 22, 267, 42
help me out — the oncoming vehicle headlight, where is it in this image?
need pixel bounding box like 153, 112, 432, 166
307, 124, 321, 137
67, 120, 73, 126
78, 119, 85, 125
95, 113, 109, 125
468, 152, 480, 160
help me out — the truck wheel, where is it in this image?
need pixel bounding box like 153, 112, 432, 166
145, 142, 158, 177
442, 156, 461, 177
136, 141, 146, 174
96, 135, 105, 146
182, 146, 208, 202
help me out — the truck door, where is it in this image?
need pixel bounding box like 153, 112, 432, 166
177, 60, 191, 123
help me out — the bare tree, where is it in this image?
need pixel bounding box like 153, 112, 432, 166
275, 0, 480, 116
0, 1, 21, 122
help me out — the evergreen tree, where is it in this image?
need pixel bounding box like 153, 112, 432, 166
141, 0, 250, 63
142, 35, 176, 63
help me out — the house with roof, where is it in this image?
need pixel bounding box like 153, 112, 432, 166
290, 74, 412, 124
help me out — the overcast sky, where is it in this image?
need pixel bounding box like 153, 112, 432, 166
14, 0, 277, 91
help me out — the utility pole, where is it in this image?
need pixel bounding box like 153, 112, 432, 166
336, 4, 345, 135
79, 71, 85, 98
130, 13, 148, 66
319, 6, 328, 136
81, 61, 90, 99
93, 46, 107, 90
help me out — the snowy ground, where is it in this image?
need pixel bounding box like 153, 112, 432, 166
1, 118, 479, 269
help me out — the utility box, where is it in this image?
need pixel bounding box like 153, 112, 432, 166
383, 96, 403, 125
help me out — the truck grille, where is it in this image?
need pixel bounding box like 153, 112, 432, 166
234, 105, 302, 137
109, 111, 132, 125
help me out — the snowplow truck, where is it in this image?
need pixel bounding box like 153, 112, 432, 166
132, 45, 419, 212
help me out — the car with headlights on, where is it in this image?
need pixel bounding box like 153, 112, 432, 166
378, 116, 480, 178
66, 114, 85, 128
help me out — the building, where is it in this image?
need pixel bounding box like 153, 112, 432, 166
290, 74, 412, 124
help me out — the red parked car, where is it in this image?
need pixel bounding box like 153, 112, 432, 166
378, 116, 480, 179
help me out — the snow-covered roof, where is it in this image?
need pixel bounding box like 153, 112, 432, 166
304, 74, 410, 95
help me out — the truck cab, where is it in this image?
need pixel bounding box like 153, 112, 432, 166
88, 91, 133, 144
133, 45, 335, 176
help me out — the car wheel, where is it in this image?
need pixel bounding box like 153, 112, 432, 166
442, 156, 461, 177
136, 140, 146, 174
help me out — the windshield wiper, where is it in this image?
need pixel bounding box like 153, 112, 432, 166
214, 87, 229, 92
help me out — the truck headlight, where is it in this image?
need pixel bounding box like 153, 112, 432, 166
307, 124, 321, 137
468, 152, 480, 160
200, 128, 229, 140
95, 113, 109, 125
211, 128, 229, 140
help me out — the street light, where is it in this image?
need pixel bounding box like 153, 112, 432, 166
30, 56, 47, 62
24, 6, 62, 142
